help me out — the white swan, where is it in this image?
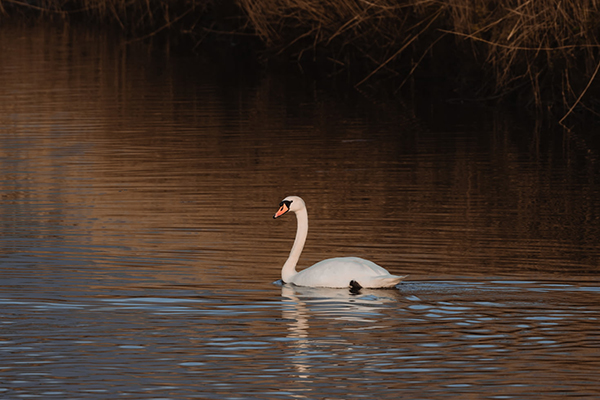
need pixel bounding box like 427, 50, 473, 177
273, 196, 407, 289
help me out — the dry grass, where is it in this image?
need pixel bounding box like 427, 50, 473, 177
439, 0, 600, 111
237, 0, 600, 117
2, 0, 600, 118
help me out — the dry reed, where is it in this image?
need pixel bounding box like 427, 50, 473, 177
2, 0, 600, 119
237, 0, 600, 116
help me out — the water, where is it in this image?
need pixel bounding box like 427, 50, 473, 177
1, 24, 600, 399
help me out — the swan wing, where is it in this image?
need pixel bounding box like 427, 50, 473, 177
289, 257, 406, 288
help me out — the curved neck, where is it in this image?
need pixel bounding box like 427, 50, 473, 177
282, 207, 308, 283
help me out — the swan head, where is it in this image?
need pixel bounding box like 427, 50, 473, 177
273, 195, 305, 219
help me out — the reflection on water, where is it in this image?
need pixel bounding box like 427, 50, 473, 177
1, 24, 599, 399
279, 281, 600, 398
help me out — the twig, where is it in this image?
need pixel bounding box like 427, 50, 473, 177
124, 6, 194, 44
559, 57, 600, 125
355, 10, 441, 87
1, 0, 94, 13
395, 31, 446, 93
326, 14, 361, 46
276, 27, 317, 55
354, 36, 417, 87
440, 29, 600, 51
200, 27, 257, 37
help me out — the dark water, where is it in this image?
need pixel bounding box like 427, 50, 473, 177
1, 24, 599, 399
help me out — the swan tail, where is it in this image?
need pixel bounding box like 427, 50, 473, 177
349, 280, 363, 291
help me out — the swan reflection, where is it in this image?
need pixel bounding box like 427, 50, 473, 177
281, 284, 402, 381
282, 284, 399, 320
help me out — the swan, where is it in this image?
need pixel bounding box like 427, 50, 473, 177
273, 195, 407, 289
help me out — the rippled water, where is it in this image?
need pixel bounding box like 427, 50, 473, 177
1, 24, 600, 399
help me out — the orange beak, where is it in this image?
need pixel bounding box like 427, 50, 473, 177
273, 203, 290, 219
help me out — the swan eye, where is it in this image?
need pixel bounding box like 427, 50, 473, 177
279, 200, 292, 208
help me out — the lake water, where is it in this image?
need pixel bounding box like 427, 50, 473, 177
1, 24, 599, 399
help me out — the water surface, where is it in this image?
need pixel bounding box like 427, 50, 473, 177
1, 24, 599, 399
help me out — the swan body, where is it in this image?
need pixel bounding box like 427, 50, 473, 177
273, 196, 407, 289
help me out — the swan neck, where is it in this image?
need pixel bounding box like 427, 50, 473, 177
282, 207, 308, 282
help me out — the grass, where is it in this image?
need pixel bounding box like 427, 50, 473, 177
2, 0, 600, 121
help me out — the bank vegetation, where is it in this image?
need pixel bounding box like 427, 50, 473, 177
2, 0, 600, 122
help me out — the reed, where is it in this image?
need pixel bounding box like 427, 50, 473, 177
237, 0, 600, 117
2, 0, 600, 118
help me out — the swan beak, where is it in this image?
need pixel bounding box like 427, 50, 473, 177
273, 203, 290, 219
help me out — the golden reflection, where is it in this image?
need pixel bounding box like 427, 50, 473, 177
0, 23, 598, 287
